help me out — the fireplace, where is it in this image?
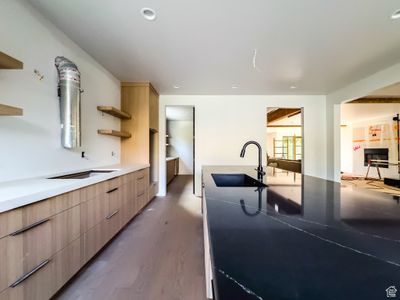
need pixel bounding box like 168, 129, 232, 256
364, 148, 389, 168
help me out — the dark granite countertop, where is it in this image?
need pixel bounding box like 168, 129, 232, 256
202, 166, 400, 300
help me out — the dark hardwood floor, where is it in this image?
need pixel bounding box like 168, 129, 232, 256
57, 175, 206, 300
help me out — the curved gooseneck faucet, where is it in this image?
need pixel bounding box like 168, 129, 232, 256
240, 141, 266, 181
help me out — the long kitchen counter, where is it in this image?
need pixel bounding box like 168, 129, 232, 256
0, 164, 149, 213
202, 166, 400, 300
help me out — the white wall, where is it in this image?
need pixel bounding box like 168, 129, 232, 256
340, 125, 353, 173
167, 120, 193, 174
159, 95, 327, 196
0, 0, 121, 182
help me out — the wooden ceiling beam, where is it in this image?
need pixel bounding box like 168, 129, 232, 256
348, 98, 400, 104
267, 108, 301, 124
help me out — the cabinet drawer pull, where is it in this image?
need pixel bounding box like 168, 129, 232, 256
106, 210, 119, 219
137, 191, 145, 197
9, 218, 50, 236
107, 187, 119, 194
137, 176, 144, 180
10, 259, 51, 288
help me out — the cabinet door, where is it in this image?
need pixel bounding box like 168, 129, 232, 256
121, 181, 135, 226
149, 87, 159, 131
167, 159, 175, 184
83, 219, 108, 263
135, 170, 147, 211
53, 237, 83, 292
0, 189, 80, 240
80, 180, 108, 204
0, 205, 80, 293
106, 186, 122, 238
0, 237, 82, 300
80, 193, 108, 233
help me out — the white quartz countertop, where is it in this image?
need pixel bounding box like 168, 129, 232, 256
0, 164, 149, 214
166, 156, 179, 161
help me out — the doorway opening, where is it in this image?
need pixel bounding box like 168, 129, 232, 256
266, 107, 304, 182
340, 82, 400, 196
165, 106, 195, 194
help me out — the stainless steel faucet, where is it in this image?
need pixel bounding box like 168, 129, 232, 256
240, 141, 266, 181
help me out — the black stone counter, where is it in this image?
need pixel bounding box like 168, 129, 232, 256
202, 166, 400, 300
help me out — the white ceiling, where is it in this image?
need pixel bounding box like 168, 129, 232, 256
166, 106, 193, 121
341, 103, 400, 124
29, 0, 400, 95
369, 82, 400, 97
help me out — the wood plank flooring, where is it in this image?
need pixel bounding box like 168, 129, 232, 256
56, 175, 206, 300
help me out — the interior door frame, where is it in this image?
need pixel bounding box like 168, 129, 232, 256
266, 107, 304, 174
193, 107, 196, 194
164, 105, 196, 194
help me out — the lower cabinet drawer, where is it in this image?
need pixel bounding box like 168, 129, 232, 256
0, 189, 81, 239
121, 183, 135, 225
83, 219, 108, 263
107, 187, 123, 237
136, 176, 146, 197
105, 209, 122, 241
80, 193, 108, 233
135, 169, 149, 211
0, 237, 82, 300
136, 193, 146, 212
0, 205, 80, 293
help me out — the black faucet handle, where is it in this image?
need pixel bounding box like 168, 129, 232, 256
254, 167, 266, 175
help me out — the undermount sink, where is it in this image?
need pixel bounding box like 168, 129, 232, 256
48, 169, 117, 179
211, 173, 267, 187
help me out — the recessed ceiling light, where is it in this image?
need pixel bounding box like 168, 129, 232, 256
141, 8, 156, 21
290, 86, 297, 89
391, 9, 400, 20
232, 85, 239, 89
173, 85, 180, 89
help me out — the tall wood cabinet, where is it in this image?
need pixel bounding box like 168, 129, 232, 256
121, 82, 159, 200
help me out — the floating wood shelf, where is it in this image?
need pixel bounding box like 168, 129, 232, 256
0, 103, 23, 116
98, 129, 131, 138
0, 52, 23, 69
97, 106, 131, 119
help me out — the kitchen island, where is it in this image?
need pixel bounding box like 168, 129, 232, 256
202, 166, 400, 300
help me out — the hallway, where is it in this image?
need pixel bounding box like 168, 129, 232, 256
57, 176, 205, 300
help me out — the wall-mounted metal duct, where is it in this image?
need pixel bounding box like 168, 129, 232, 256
55, 56, 82, 149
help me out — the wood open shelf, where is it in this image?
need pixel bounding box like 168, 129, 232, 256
0, 103, 23, 116
0, 52, 23, 69
97, 106, 131, 119
98, 129, 131, 138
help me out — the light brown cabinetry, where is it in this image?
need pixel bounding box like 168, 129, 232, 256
149, 89, 159, 131
121, 82, 159, 201
167, 158, 179, 185
0, 167, 150, 300
0, 205, 81, 299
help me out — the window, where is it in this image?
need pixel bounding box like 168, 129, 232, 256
274, 136, 302, 160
